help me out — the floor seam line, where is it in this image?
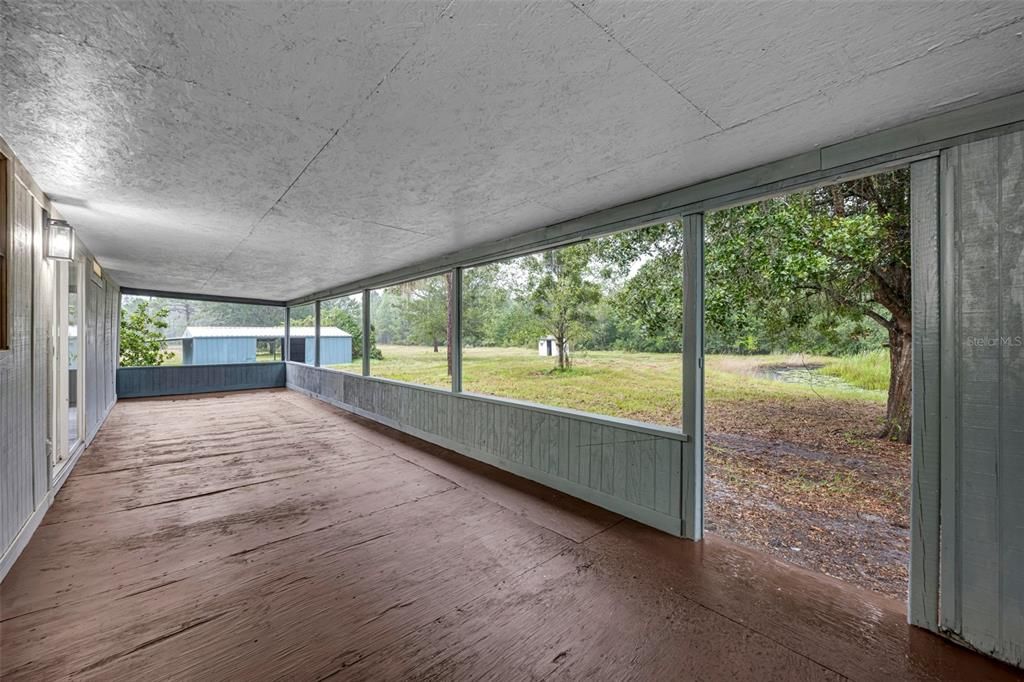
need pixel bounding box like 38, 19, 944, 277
577, 516, 626, 544
577, 523, 847, 676
283, 389, 627, 546
670, 586, 851, 679
6, 487, 462, 625
317, 541, 575, 680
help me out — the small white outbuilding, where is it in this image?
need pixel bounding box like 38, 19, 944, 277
537, 336, 567, 357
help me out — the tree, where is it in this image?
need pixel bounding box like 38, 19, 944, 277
593, 222, 684, 353
707, 170, 912, 442
369, 289, 407, 345
463, 262, 543, 348
319, 301, 382, 360
528, 244, 601, 369
402, 277, 450, 353
593, 170, 912, 442
818, 171, 911, 441
120, 300, 173, 367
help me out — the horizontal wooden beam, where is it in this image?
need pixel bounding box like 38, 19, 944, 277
120, 287, 286, 307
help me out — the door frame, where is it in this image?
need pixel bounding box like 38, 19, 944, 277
687, 158, 940, 628
51, 256, 85, 475
52, 259, 69, 472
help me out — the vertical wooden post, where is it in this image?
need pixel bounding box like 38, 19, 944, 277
284, 306, 291, 363
314, 300, 321, 367
938, 147, 960, 636
361, 290, 370, 376
682, 213, 704, 541
909, 156, 941, 630
451, 267, 463, 392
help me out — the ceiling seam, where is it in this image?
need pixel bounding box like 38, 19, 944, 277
362, 0, 457, 103
565, 0, 723, 132
579, 11, 1024, 140
866, 12, 1024, 76
340, 218, 433, 238
195, 126, 340, 290
710, 13, 1024, 136
197, 0, 459, 292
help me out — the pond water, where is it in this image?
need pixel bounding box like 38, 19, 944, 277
753, 363, 880, 395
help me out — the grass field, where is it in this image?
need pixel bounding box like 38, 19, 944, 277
817, 348, 890, 391
161, 347, 283, 367
336, 344, 889, 427
158, 341, 888, 426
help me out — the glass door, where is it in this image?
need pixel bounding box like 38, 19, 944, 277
67, 259, 81, 451
52, 259, 83, 472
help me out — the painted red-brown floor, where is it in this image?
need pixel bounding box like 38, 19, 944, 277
0, 389, 1017, 680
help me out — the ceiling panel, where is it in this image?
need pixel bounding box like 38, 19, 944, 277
1, 0, 1022, 300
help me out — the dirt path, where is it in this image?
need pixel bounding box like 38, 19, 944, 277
704, 397, 911, 599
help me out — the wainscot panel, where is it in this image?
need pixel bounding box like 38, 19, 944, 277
286, 363, 687, 536
117, 362, 286, 398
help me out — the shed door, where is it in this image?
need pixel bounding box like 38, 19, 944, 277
290, 337, 306, 364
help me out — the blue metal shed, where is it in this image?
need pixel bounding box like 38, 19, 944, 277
181, 326, 352, 365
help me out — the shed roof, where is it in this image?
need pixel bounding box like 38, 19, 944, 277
183, 326, 350, 339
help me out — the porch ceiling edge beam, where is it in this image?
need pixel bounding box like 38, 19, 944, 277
120, 287, 286, 308
288, 90, 1024, 306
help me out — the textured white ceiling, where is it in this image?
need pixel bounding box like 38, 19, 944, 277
2, 1, 1023, 300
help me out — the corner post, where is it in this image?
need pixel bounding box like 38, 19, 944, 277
284, 306, 291, 363
314, 300, 321, 367
682, 213, 705, 540
451, 267, 463, 392
361, 290, 371, 376
908, 155, 941, 630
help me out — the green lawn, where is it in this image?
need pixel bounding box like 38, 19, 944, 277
817, 349, 890, 391
163, 346, 183, 366
341, 345, 888, 428
159, 341, 888, 426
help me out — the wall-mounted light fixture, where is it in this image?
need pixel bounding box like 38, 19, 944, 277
46, 219, 76, 261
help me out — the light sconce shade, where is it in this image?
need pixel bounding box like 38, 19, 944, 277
47, 219, 76, 261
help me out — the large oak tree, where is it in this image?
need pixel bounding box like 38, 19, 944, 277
597, 169, 912, 442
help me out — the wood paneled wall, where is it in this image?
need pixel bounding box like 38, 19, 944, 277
1, 166, 39, 568
935, 130, 1024, 667
0, 141, 120, 579
85, 271, 119, 440
287, 363, 688, 535
117, 362, 286, 398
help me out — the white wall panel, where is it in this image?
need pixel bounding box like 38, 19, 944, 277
0, 144, 119, 581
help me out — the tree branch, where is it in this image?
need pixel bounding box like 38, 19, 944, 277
862, 308, 894, 329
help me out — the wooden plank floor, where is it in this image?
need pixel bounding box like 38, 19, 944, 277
1, 388, 1018, 680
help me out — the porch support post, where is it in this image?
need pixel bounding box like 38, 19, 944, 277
451, 267, 463, 392
284, 306, 291, 363
362, 290, 370, 376
681, 212, 704, 540
314, 300, 321, 367
908, 156, 941, 630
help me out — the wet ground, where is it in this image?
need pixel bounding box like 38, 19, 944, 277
704, 367, 911, 599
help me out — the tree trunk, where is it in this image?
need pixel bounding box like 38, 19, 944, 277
557, 336, 570, 369
432, 338, 439, 352
882, 326, 912, 443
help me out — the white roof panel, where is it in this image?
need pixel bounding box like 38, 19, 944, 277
183, 326, 350, 338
